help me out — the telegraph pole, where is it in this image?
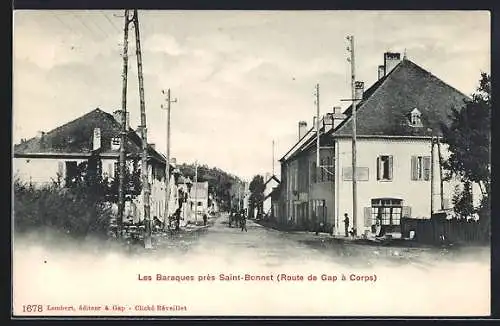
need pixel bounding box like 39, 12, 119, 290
117, 9, 132, 238
238, 183, 241, 211
132, 10, 152, 249
161, 88, 177, 231
194, 161, 198, 223
347, 35, 358, 237
272, 140, 275, 176
315, 84, 320, 168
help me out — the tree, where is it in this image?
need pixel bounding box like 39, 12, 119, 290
177, 163, 243, 212
441, 73, 491, 222
249, 175, 266, 218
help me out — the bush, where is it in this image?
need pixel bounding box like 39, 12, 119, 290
13, 178, 113, 239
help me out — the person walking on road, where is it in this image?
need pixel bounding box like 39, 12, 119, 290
343, 213, 349, 237
203, 213, 208, 226
240, 210, 247, 232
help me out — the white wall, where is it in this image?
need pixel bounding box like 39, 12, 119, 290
335, 138, 462, 236
13, 157, 87, 187
14, 156, 169, 224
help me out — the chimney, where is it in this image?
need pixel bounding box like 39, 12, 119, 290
332, 106, 346, 129
323, 113, 334, 133
355, 81, 364, 101
37, 131, 46, 149
170, 157, 177, 166
93, 127, 101, 150
378, 65, 385, 80
384, 52, 401, 75
113, 110, 130, 129
298, 121, 307, 140
149, 143, 155, 150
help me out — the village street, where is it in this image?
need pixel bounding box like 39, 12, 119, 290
147, 213, 489, 269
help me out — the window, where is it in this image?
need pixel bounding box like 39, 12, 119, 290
376, 155, 393, 181
111, 137, 121, 150
198, 201, 203, 206
371, 198, 402, 226
65, 161, 79, 187
411, 156, 430, 181
317, 156, 334, 183
310, 162, 317, 183
409, 108, 422, 127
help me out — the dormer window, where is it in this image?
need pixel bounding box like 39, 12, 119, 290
111, 137, 121, 150
409, 108, 422, 127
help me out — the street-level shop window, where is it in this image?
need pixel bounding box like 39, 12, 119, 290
371, 198, 402, 226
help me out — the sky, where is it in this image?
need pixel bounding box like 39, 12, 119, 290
12, 10, 490, 181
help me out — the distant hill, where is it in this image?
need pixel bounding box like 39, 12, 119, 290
177, 163, 244, 211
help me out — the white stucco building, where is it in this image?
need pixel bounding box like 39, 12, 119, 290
278, 52, 482, 236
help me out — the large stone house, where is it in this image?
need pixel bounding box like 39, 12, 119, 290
278, 52, 479, 237
13, 108, 179, 224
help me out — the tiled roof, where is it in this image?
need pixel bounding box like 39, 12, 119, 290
331, 59, 470, 137
279, 58, 470, 164
14, 108, 166, 164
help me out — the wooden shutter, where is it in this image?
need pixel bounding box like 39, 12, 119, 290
107, 163, 113, 178
388, 156, 394, 180
57, 161, 64, 176
411, 156, 418, 180
402, 206, 412, 218
376, 156, 381, 180
423, 156, 431, 181
364, 207, 372, 227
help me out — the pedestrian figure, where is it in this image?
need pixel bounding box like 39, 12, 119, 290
175, 208, 181, 231
203, 213, 208, 226
344, 213, 349, 237
240, 213, 247, 232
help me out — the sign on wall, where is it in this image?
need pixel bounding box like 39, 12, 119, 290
342, 167, 369, 181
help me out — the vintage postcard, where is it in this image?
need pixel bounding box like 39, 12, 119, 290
12, 10, 491, 317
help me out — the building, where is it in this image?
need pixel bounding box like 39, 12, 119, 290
13, 108, 177, 224
278, 52, 477, 237
188, 181, 209, 219
263, 174, 280, 217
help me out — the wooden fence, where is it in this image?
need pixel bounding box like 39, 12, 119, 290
401, 216, 489, 245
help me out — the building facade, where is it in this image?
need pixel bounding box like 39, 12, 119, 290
13, 108, 180, 224
277, 53, 478, 236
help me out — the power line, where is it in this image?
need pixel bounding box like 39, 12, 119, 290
101, 12, 121, 33
74, 13, 105, 40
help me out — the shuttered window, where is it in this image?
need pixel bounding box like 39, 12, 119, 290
376, 155, 393, 181
310, 162, 317, 184
411, 156, 430, 181
57, 161, 64, 177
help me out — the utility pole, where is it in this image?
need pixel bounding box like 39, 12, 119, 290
272, 140, 275, 176
161, 88, 177, 231
238, 183, 241, 211
347, 35, 358, 237
132, 9, 152, 249
437, 137, 445, 210
431, 136, 435, 216
315, 84, 320, 169
117, 9, 132, 239
194, 161, 198, 223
